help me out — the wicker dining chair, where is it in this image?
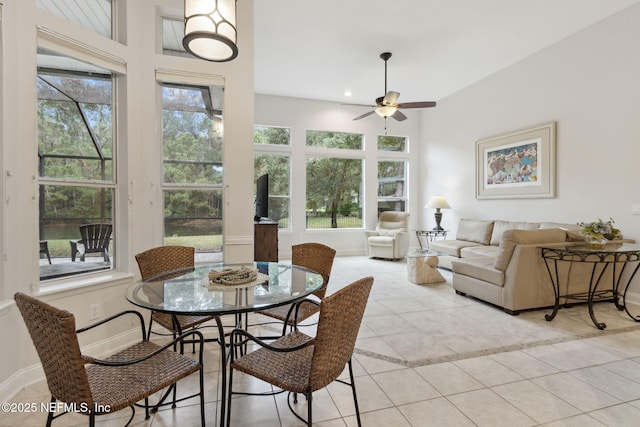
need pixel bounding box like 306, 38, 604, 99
14, 292, 205, 427
226, 276, 374, 427
135, 245, 214, 353
257, 243, 336, 336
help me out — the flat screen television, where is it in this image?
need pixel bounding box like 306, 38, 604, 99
254, 173, 269, 222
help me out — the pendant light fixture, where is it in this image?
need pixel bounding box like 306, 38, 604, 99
183, 0, 238, 62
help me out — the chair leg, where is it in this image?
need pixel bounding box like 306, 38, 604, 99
199, 366, 205, 427
46, 396, 55, 427
147, 314, 155, 341
226, 367, 234, 427
306, 391, 312, 427
348, 359, 362, 427
280, 303, 297, 336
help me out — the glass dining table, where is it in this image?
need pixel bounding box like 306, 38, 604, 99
125, 261, 324, 426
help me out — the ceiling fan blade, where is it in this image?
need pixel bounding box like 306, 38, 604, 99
382, 91, 400, 105
341, 102, 376, 108
397, 101, 437, 109
353, 110, 376, 121
391, 110, 407, 121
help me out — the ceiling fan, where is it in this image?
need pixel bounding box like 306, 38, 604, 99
348, 52, 436, 122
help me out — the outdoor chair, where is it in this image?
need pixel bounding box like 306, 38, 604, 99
226, 276, 373, 427
69, 223, 112, 262
135, 246, 214, 351
14, 292, 205, 427
39, 240, 52, 264
256, 243, 336, 336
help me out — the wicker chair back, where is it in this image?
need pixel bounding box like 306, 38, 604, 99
14, 293, 94, 407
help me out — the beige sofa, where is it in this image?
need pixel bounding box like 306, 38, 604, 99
430, 219, 577, 269
430, 219, 628, 314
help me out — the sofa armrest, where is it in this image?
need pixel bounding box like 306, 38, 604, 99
364, 230, 378, 239
500, 242, 567, 311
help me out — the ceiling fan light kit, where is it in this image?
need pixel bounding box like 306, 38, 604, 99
375, 105, 397, 118
183, 0, 238, 62
350, 52, 436, 122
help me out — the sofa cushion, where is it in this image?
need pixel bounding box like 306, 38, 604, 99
489, 220, 540, 246
494, 228, 567, 271
430, 240, 483, 257
455, 219, 494, 245
460, 245, 500, 258
368, 235, 395, 247
539, 222, 582, 241
452, 258, 504, 287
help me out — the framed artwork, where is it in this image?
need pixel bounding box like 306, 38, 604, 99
476, 122, 556, 199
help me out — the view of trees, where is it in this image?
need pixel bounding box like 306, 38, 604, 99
305, 131, 363, 228
38, 67, 407, 264
37, 69, 225, 258
161, 84, 224, 246
38, 71, 115, 243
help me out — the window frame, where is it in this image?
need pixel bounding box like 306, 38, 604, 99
35, 29, 125, 289
253, 125, 292, 229
304, 129, 365, 230
377, 134, 410, 215
159, 78, 225, 261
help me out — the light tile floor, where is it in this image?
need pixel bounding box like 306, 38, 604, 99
8, 256, 640, 426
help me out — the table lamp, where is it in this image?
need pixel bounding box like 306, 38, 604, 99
425, 196, 451, 231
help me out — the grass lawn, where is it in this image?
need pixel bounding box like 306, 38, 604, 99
44, 216, 362, 258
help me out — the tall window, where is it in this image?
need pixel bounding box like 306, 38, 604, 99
305, 131, 363, 229
161, 83, 224, 261
254, 126, 291, 228
37, 50, 115, 279
377, 135, 408, 214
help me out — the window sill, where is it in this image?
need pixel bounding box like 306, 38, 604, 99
35, 271, 134, 298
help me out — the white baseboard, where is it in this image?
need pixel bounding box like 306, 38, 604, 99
0, 327, 141, 403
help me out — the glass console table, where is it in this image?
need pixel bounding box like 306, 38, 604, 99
540, 243, 640, 329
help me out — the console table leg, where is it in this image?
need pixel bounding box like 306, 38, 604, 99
587, 263, 607, 330
622, 262, 640, 322
543, 258, 561, 321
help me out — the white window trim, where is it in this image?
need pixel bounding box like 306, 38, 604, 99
37, 26, 126, 74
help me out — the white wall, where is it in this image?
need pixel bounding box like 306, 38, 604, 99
255, 94, 422, 258
0, 0, 254, 400
420, 3, 640, 245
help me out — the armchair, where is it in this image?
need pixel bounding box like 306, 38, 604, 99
364, 211, 410, 260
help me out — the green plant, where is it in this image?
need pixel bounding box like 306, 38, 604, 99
578, 218, 620, 240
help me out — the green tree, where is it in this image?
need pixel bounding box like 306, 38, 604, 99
306, 157, 361, 228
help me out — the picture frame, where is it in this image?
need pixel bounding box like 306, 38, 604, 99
476, 122, 556, 199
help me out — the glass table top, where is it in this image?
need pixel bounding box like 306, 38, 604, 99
125, 262, 324, 316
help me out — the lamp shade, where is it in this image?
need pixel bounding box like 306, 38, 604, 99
183, 0, 238, 62
425, 196, 451, 210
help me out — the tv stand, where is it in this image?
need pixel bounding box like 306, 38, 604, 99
254, 221, 278, 262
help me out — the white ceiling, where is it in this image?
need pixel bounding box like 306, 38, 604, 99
36, 0, 640, 108
254, 0, 640, 106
